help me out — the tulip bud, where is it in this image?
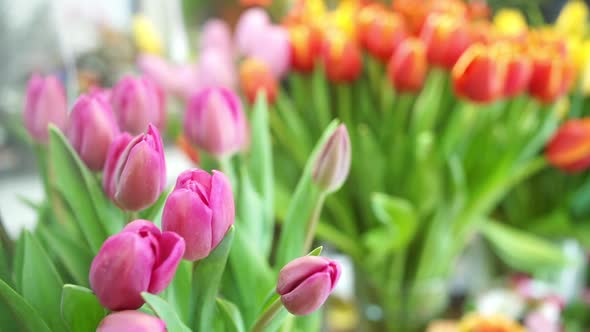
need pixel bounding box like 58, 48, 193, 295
90, 220, 185, 310
322, 30, 363, 83
23, 74, 68, 144
162, 169, 235, 261
235, 8, 271, 56
528, 49, 575, 103
97, 311, 166, 332
312, 125, 351, 193
240, 58, 278, 105
110, 76, 165, 135
103, 124, 166, 211
387, 38, 428, 93
276, 256, 341, 316
452, 44, 505, 103
420, 13, 473, 68
287, 24, 323, 73
196, 48, 237, 91
200, 19, 233, 52
546, 118, 590, 173
67, 93, 120, 171
184, 87, 248, 158
362, 10, 407, 63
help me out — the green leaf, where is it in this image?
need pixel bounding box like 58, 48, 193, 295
61, 284, 106, 332
237, 167, 267, 255
38, 225, 93, 286
191, 226, 235, 331
482, 220, 572, 273
275, 121, 339, 268
0, 278, 52, 332
165, 260, 192, 323
47, 126, 112, 252
21, 231, 67, 331
12, 232, 25, 292
216, 297, 246, 332
367, 193, 418, 253
142, 292, 191, 332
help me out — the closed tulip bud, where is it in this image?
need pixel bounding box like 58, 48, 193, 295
240, 58, 278, 105
322, 30, 362, 83
362, 10, 407, 63
200, 19, 233, 52
97, 311, 166, 332
528, 49, 575, 103
452, 44, 505, 103
67, 93, 120, 171
387, 38, 428, 93
90, 220, 185, 310
420, 13, 473, 68
313, 125, 351, 193
103, 124, 166, 211
276, 256, 341, 316
111, 76, 165, 135
287, 24, 323, 73
546, 118, 590, 173
184, 87, 248, 158
235, 8, 271, 56
162, 169, 235, 261
23, 74, 68, 144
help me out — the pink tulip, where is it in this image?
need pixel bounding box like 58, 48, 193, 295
137, 54, 200, 100
248, 25, 291, 78
276, 256, 341, 316
200, 19, 233, 53
90, 220, 185, 311
23, 74, 68, 144
196, 48, 237, 90
235, 8, 271, 55
103, 124, 166, 211
312, 125, 351, 193
184, 87, 248, 158
67, 93, 119, 171
162, 169, 235, 261
110, 76, 165, 135
97, 311, 166, 332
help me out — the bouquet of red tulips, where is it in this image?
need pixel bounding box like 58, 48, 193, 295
0, 68, 352, 332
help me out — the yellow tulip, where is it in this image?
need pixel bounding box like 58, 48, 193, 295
325, 0, 359, 39
132, 14, 163, 55
570, 39, 590, 94
493, 9, 528, 37
556, 0, 588, 38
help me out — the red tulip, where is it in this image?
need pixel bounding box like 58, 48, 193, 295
502, 44, 533, 97
452, 44, 505, 103
360, 9, 407, 63
287, 24, 323, 73
546, 118, 590, 173
387, 38, 428, 93
528, 49, 575, 103
420, 13, 473, 69
322, 30, 362, 83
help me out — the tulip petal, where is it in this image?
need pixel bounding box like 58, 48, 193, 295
90, 233, 155, 310
103, 133, 134, 199
97, 311, 166, 332
209, 170, 235, 248
148, 231, 185, 293
281, 271, 333, 316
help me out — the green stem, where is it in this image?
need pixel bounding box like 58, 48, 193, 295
250, 298, 284, 332
336, 84, 353, 128
125, 211, 138, 223
303, 194, 326, 253
218, 156, 237, 190
0, 215, 13, 259
315, 221, 361, 260
312, 65, 332, 130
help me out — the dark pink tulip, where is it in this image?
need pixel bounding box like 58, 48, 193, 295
23, 74, 68, 144
200, 19, 233, 53
97, 311, 166, 332
110, 76, 165, 135
312, 125, 351, 193
103, 124, 166, 211
276, 256, 341, 316
67, 93, 119, 171
184, 87, 248, 158
162, 169, 234, 261
90, 220, 185, 311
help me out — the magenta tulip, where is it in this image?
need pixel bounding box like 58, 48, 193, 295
312, 125, 351, 193
184, 87, 248, 158
103, 124, 166, 211
97, 311, 166, 332
90, 220, 185, 311
162, 169, 234, 261
235, 8, 271, 56
276, 256, 342, 316
23, 74, 68, 144
110, 76, 165, 135
67, 93, 119, 171
200, 18, 233, 53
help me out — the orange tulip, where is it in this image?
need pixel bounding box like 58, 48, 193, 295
546, 118, 590, 173
467, 0, 491, 20
322, 29, 363, 83
240, 0, 272, 7
357, 3, 385, 44
394, 0, 467, 35
452, 44, 505, 103
387, 38, 428, 93
362, 10, 407, 63
420, 13, 473, 68
239, 58, 278, 105
287, 24, 324, 73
